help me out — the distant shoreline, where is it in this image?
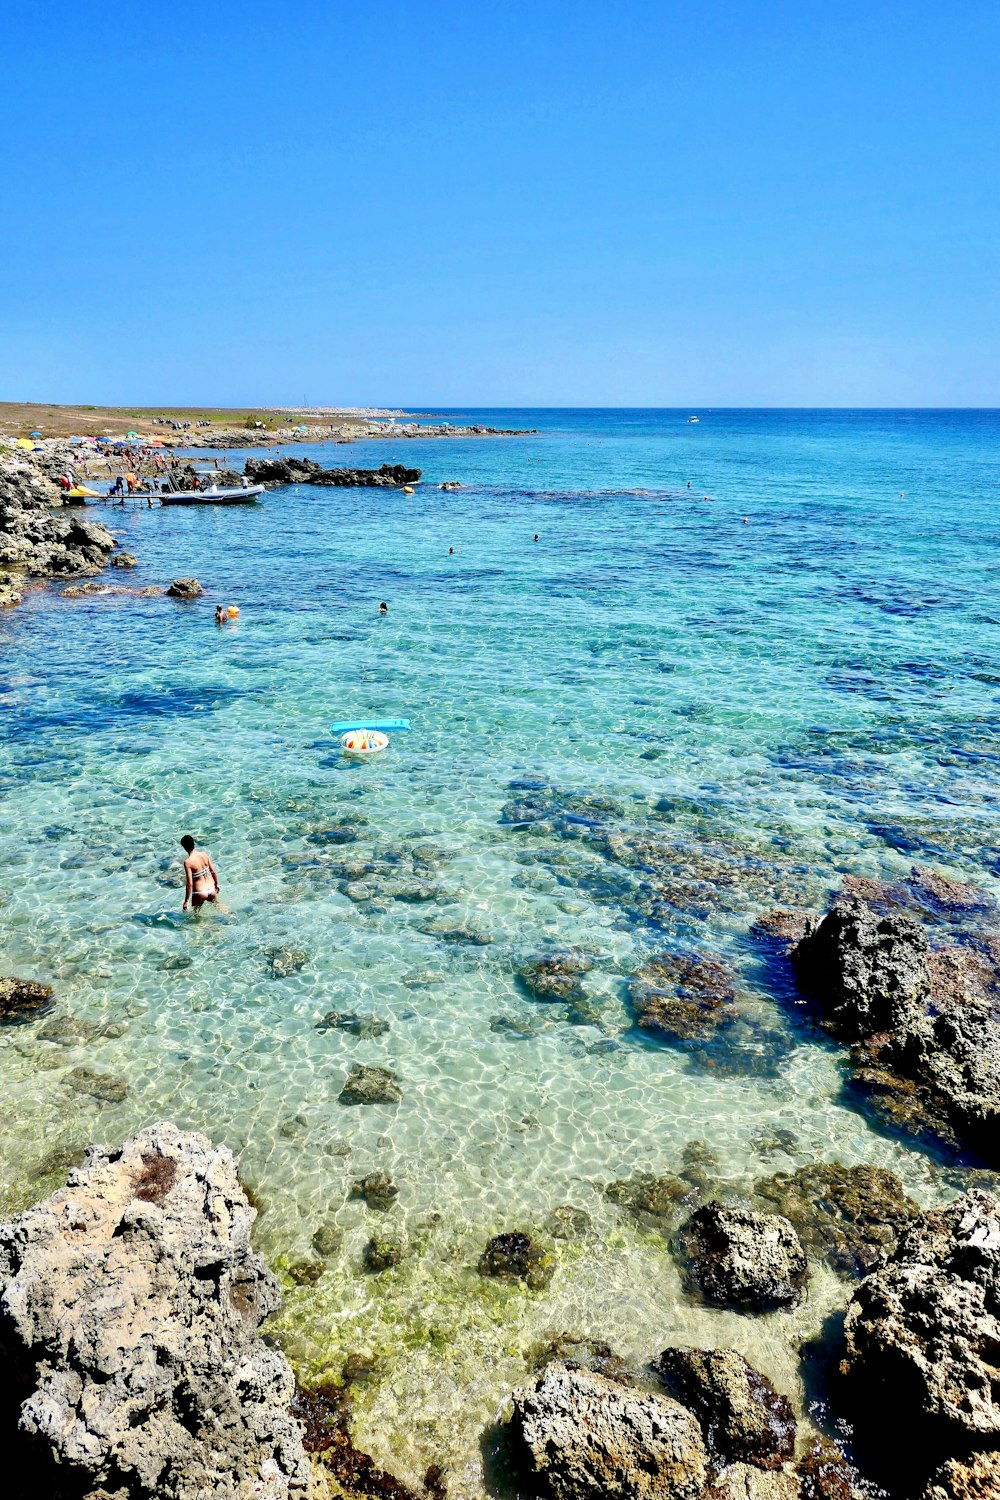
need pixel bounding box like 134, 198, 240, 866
0, 402, 535, 446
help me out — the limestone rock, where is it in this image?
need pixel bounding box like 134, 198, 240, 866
166, 576, 204, 599
110, 551, 138, 568
629, 952, 738, 1041
703, 1464, 801, 1499
841, 1190, 1000, 1458
754, 1163, 918, 1277
0, 1122, 310, 1498
676, 1202, 808, 1311
792, 895, 930, 1039
653, 1347, 796, 1470
923, 1450, 1000, 1499
518, 951, 592, 1004
0, 976, 54, 1024
505, 1360, 709, 1500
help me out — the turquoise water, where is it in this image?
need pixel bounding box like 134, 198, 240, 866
2, 409, 999, 1490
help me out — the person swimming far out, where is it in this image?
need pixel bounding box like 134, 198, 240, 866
379, 601, 388, 615
181, 835, 220, 912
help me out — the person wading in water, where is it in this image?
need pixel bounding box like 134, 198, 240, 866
181, 835, 220, 911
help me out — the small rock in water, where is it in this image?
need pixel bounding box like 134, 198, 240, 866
418, 921, 493, 945
629, 952, 738, 1041
286, 1258, 325, 1286
66, 1067, 129, 1104
544, 1205, 592, 1239
312, 1222, 344, 1256
478, 1231, 553, 1289
110, 551, 138, 569
517, 951, 592, 1004
37, 1015, 114, 1047
606, 1173, 701, 1233
267, 945, 309, 978
363, 1229, 409, 1272
529, 1332, 633, 1384
166, 577, 203, 599
0, 976, 54, 1024
317, 1010, 390, 1039
676, 1202, 808, 1311
750, 909, 813, 945
339, 1065, 402, 1106
489, 1014, 540, 1040
909, 863, 995, 914
653, 1347, 796, 1471
350, 1171, 399, 1211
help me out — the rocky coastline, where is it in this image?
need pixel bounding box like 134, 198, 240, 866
4, 854, 1000, 1500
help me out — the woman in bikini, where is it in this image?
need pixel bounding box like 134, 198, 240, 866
181, 835, 221, 912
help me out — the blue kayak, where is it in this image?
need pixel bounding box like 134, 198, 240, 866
330, 718, 411, 734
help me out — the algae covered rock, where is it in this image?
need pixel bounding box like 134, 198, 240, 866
312, 1222, 344, 1256
318, 1010, 390, 1038
923, 1450, 1000, 1499
479, 1231, 552, 1289
505, 1360, 708, 1500
351, 1171, 399, 1211
0, 1122, 310, 1498
545, 1204, 592, 1239
363, 1229, 409, 1273
529, 1332, 634, 1384
166, 576, 203, 599
267, 945, 308, 978
653, 1347, 796, 1470
339, 1064, 402, 1105
66, 1065, 129, 1103
606, 1173, 701, 1232
676, 1202, 808, 1311
518, 951, 592, 1004
629, 952, 738, 1040
754, 1162, 918, 1277
0, 975, 54, 1024
796, 1437, 865, 1500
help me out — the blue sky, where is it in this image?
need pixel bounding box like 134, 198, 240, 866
1, 0, 997, 406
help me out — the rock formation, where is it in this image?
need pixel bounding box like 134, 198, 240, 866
791, 894, 1000, 1162
244, 457, 421, 489
653, 1348, 796, 1471
840, 1189, 1000, 1481
0, 453, 116, 597
0, 1122, 310, 1498
504, 1361, 709, 1500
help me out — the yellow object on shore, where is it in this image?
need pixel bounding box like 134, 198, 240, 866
16, 438, 35, 450
227, 605, 240, 618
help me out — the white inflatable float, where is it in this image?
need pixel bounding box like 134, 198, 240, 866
340, 728, 389, 758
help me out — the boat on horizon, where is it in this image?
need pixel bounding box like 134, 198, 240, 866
687, 415, 700, 423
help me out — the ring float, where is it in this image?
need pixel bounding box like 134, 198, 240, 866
341, 729, 389, 758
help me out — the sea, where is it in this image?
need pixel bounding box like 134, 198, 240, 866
1, 408, 998, 1492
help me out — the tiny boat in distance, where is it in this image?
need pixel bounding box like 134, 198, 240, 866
687, 416, 700, 423
159, 484, 264, 505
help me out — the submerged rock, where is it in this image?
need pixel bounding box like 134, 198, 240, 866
286, 1257, 325, 1285
479, 1231, 552, 1289
110, 550, 138, 568
606, 1173, 700, 1232
504, 1360, 708, 1500
362, 1229, 409, 1273
796, 1437, 865, 1500
292, 1378, 423, 1499
351, 1171, 399, 1211
0, 975, 54, 1024
653, 1347, 796, 1471
909, 865, 995, 915
751, 910, 813, 946
339, 1064, 402, 1106
529, 1333, 633, 1384
267, 945, 308, 978
840, 1190, 1000, 1462
518, 951, 592, 1004
312, 1222, 344, 1256
318, 1010, 390, 1038
754, 1162, 919, 1278
676, 1203, 808, 1311
0, 1122, 309, 1497
66, 1065, 129, 1103
629, 952, 738, 1040
489, 1013, 541, 1040
544, 1204, 592, 1239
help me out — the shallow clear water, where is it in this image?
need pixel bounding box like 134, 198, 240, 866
2, 409, 999, 1492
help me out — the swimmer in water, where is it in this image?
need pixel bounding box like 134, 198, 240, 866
379, 601, 388, 615
448, 547, 454, 555
214, 604, 227, 625
533, 534, 539, 542
181, 835, 220, 912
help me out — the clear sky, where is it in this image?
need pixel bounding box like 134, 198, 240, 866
1, 0, 997, 407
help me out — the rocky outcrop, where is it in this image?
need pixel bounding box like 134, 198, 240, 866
504, 1361, 709, 1500
675, 1203, 808, 1311
478, 1232, 552, 1289
702, 1465, 800, 1498
518, 951, 592, 1004
653, 1348, 796, 1471
923, 1449, 1000, 1499
0, 454, 115, 590
839, 1190, 1000, 1475
166, 576, 204, 599
791, 896, 1000, 1162
244, 457, 421, 489
339, 1064, 402, 1105
0, 1122, 310, 1498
